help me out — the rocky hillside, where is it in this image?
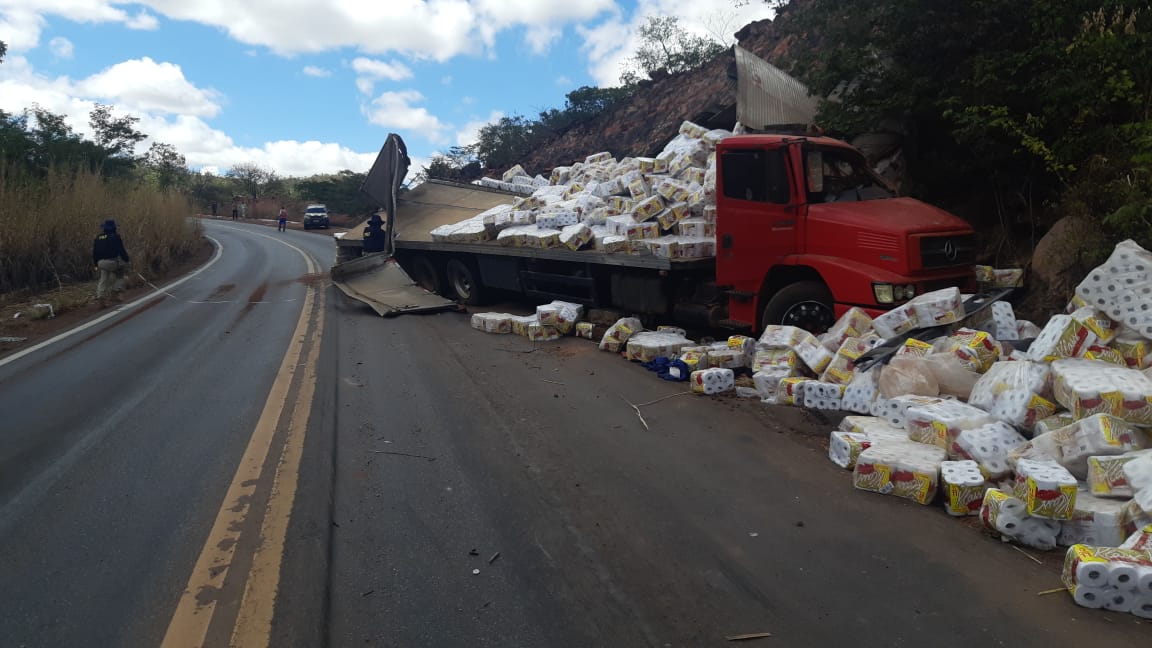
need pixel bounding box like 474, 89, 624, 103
512, 11, 804, 176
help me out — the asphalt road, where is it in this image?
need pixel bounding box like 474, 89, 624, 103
0, 221, 1147, 647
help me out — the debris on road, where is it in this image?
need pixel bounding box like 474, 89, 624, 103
372, 450, 437, 462
724, 631, 773, 641
488, 552, 501, 564
464, 238, 1152, 619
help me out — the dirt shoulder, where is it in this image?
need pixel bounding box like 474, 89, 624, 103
0, 236, 216, 360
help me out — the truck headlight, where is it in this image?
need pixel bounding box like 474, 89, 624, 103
873, 283, 917, 304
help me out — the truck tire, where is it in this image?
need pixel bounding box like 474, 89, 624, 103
761, 281, 836, 334
407, 256, 443, 295
445, 258, 485, 305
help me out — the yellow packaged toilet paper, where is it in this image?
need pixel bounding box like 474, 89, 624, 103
1014, 458, 1079, 520
896, 338, 934, 358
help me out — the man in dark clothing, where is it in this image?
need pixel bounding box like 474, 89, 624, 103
231, 205, 239, 221
93, 219, 130, 300
361, 213, 387, 254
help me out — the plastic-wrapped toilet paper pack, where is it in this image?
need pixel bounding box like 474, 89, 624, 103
830, 421, 924, 470
626, 331, 694, 363
1121, 524, 1152, 552
1112, 335, 1150, 370
1123, 453, 1152, 505
598, 317, 642, 353
803, 381, 846, 411
758, 325, 833, 374
941, 460, 987, 516
1026, 314, 1097, 362
510, 315, 538, 337
527, 323, 561, 342
829, 431, 873, 469
853, 440, 947, 505
752, 348, 805, 373
1075, 239, 1152, 339
753, 368, 792, 403
706, 347, 746, 370
881, 394, 946, 429
1048, 414, 1148, 479
1083, 344, 1128, 366
822, 307, 874, 352
980, 488, 1061, 549
727, 334, 756, 359
842, 369, 881, 414
1014, 458, 1079, 520
777, 377, 813, 406
953, 421, 1029, 479
1033, 412, 1077, 436
1088, 451, 1150, 498
537, 300, 582, 329
904, 400, 995, 449
839, 415, 912, 440
470, 312, 514, 334
909, 287, 965, 327
1051, 358, 1152, 424
1062, 544, 1152, 615
558, 223, 594, 250
872, 305, 918, 339
678, 346, 712, 371
989, 301, 1019, 341
1007, 431, 1063, 470
1058, 489, 1133, 547
937, 328, 1000, 373
1123, 500, 1152, 539
1070, 306, 1121, 345
690, 367, 735, 395
968, 360, 1055, 428
896, 338, 934, 358
575, 322, 595, 340
820, 337, 872, 385
1017, 320, 1043, 338
629, 195, 666, 222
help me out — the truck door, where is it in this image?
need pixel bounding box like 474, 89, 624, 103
715, 145, 799, 289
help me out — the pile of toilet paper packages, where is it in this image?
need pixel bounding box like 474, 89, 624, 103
430, 120, 728, 258
469, 239, 1152, 618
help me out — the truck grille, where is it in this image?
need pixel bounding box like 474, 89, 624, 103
919, 234, 977, 269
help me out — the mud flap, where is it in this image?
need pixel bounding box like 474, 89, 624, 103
330, 253, 458, 317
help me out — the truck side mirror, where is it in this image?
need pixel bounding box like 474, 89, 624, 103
806, 151, 824, 193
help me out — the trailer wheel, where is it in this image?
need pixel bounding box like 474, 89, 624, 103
407, 256, 443, 295
445, 258, 485, 305
761, 281, 835, 334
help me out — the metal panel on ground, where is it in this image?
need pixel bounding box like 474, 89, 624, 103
330, 253, 458, 317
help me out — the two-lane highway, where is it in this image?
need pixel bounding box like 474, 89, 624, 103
0, 220, 335, 647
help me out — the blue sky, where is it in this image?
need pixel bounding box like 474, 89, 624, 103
0, 1, 776, 179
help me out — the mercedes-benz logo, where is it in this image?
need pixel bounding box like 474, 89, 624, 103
943, 240, 958, 261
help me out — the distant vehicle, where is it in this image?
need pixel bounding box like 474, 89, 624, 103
302, 204, 329, 229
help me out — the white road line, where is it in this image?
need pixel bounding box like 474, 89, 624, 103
0, 235, 225, 370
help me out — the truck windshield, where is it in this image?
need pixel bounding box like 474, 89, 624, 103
807, 147, 894, 204
306, 207, 326, 214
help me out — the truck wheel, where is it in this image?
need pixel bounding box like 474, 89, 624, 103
762, 281, 835, 334
445, 258, 485, 305
408, 256, 443, 295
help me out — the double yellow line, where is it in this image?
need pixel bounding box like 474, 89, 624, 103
162, 232, 325, 648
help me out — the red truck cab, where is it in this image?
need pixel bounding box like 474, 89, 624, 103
715, 134, 975, 332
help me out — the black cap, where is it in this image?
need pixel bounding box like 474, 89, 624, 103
102, 219, 117, 231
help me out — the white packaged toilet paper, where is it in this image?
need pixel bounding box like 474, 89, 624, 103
941, 460, 987, 516
626, 331, 694, 363
1058, 488, 1132, 547
853, 440, 947, 505
758, 325, 833, 374
991, 301, 1019, 341
1075, 239, 1152, 339
968, 360, 1057, 428
842, 369, 881, 414
872, 305, 918, 339
1051, 358, 1152, 424
829, 431, 871, 469
690, 367, 735, 395
1088, 450, 1151, 498
953, 421, 1029, 479
981, 488, 1061, 550
823, 307, 874, 352
753, 368, 791, 403
599, 317, 642, 352
904, 399, 994, 449
1027, 314, 1098, 362
1070, 306, 1120, 345
1014, 458, 1079, 520
470, 312, 513, 334
1048, 414, 1147, 479
882, 395, 946, 429
908, 287, 964, 327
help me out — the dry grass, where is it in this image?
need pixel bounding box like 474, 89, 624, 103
0, 162, 202, 301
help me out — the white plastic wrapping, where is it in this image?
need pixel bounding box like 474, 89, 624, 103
953, 421, 1029, 480
1051, 358, 1152, 424
941, 460, 987, 516
980, 488, 1061, 550
1013, 458, 1079, 520
1059, 489, 1132, 547
852, 439, 947, 505
598, 317, 642, 353
1075, 239, 1152, 339
690, 367, 735, 395
625, 331, 694, 363
904, 399, 995, 450
968, 360, 1056, 429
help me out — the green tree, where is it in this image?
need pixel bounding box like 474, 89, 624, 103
143, 142, 187, 189
227, 161, 278, 200
619, 16, 727, 85
474, 115, 540, 169
421, 145, 481, 182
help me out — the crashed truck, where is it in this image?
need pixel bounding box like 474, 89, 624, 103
332, 48, 984, 333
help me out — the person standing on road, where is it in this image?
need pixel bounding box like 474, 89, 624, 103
278, 206, 288, 232
93, 219, 130, 302
211, 201, 218, 218
231, 204, 239, 221
362, 213, 387, 254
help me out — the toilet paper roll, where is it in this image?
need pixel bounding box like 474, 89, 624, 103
1138, 566, 1152, 596
1072, 585, 1108, 609
1110, 563, 1141, 590
1103, 589, 1136, 613
1133, 595, 1152, 619
1074, 563, 1108, 588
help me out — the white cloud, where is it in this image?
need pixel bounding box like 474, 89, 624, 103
302, 65, 331, 77
125, 10, 159, 30
0, 9, 46, 51
524, 25, 561, 55
351, 57, 413, 95
49, 36, 74, 59
77, 57, 221, 117
455, 110, 503, 147
555, 75, 572, 87
0, 1, 153, 52
579, 0, 777, 87
363, 90, 449, 144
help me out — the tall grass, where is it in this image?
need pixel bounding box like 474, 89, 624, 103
0, 161, 202, 297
